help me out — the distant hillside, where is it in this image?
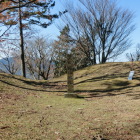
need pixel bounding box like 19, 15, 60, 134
0, 57, 20, 74
0, 57, 11, 73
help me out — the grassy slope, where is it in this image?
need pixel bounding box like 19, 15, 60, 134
0, 62, 140, 140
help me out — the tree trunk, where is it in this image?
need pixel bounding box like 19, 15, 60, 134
18, 0, 26, 78
45, 59, 52, 80
93, 49, 96, 64
101, 51, 107, 63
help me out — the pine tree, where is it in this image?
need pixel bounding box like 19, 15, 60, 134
53, 25, 72, 76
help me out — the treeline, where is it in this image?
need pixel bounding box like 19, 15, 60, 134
0, 0, 139, 80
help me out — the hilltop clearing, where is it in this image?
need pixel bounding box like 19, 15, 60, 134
0, 62, 140, 140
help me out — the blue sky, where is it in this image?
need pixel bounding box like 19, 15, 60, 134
117, 0, 140, 61
45, 0, 140, 43
118, 0, 140, 45
41, 0, 140, 61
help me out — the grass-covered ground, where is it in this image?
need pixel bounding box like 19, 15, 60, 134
0, 62, 140, 140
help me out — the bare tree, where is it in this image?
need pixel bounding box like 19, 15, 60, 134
0, 25, 11, 41
126, 43, 140, 62
62, 0, 135, 64
135, 44, 140, 61
25, 36, 54, 80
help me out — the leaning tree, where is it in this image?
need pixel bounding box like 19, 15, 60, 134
0, 0, 66, 77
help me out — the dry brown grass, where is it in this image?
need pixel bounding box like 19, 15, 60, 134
0, 62, 140, 140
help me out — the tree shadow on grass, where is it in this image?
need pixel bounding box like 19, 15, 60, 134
0, 73, 140, 99
0, 79, 66, 93
74, 72, 128, 85
0, 73, 64, 87
75, 83, 140, 99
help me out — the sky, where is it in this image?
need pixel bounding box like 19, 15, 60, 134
41, 0, 140, 62
116, 0, 140, 61
117, 0, 140, 61
118, 0, 140, 46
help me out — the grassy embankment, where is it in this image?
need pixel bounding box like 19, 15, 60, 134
0, 62, 140, 140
